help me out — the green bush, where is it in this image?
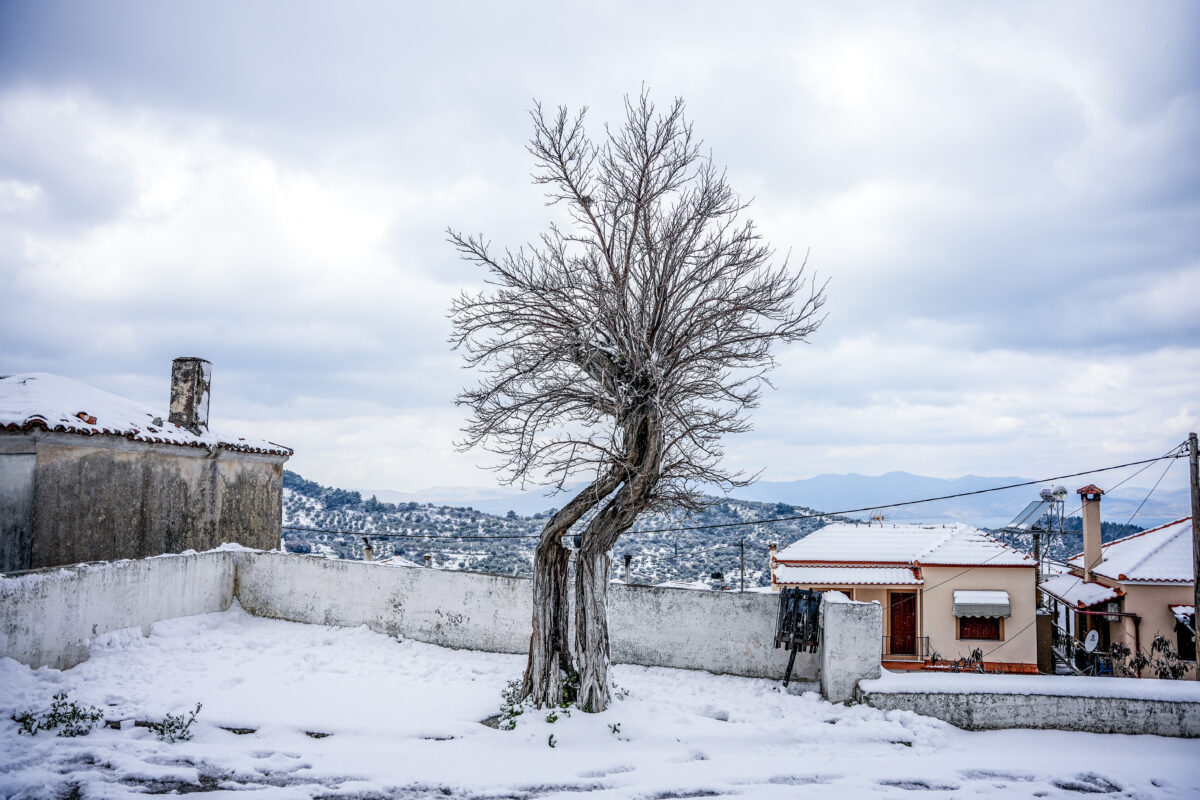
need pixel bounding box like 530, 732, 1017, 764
12, 693, 103, 738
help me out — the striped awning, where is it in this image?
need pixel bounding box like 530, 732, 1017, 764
953, 590, 1011, 619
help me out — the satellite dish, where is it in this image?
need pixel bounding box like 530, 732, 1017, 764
1084, 630, 1100, 652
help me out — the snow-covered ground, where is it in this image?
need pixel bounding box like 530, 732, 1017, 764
2, 606, 1198, 799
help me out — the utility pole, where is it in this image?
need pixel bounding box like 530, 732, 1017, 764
740, 539, 745, 593
1189, 432, 1199, 679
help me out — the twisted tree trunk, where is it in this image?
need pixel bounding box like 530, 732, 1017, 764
572, 411, 661, 713
521, 472, 621, 708
523, 537, 575, 707
574, 540, 615, 711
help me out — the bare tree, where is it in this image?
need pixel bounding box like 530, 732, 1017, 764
449, 92, 826, 712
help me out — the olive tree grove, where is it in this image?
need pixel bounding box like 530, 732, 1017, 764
449, 93, 826, 712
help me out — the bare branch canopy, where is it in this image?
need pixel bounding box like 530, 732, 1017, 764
448, 90, 826, 711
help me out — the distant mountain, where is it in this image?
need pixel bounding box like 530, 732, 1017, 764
361, 484, 568, 517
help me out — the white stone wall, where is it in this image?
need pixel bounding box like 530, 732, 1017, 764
0, 551, 234, 669
234, 551, 810, 681
819, 592, 883, 703
861, 688, 1200, 738
235, 551, 534, 654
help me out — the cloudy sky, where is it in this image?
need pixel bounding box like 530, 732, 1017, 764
1, 1, 1197, 497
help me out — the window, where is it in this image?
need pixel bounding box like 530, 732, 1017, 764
1177, 618, 1197, 662
958, 617, 1001, 640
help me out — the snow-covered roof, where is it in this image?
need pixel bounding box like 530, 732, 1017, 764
0, 373, 291, 456
774, 522, 1033, 567
773, 565, 922, 586
1038, 573, 1124, 609
1066, 517, 1194, 584
1170, 604, 1194, 624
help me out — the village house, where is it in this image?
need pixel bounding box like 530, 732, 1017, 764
1039, 485, 1196, 678
0, 358, 291, 572
770, 521, 1038, 672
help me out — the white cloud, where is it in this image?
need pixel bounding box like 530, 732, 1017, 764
1, 2, 1197, 495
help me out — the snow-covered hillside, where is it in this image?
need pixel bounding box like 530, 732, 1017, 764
281, 471, 850, 587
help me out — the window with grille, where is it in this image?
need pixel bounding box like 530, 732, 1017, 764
958, 617, 1001, 640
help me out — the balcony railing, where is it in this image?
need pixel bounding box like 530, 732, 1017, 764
1051, 624, 1116, 677
882, 635, 931, 658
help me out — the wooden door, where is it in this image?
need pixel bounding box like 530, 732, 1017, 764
889, 591, 917, 655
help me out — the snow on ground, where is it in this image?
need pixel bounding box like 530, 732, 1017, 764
2, 607, 1198, 799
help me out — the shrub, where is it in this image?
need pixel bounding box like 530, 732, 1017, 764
147, 703, 202, 743
12, 693, 103, 737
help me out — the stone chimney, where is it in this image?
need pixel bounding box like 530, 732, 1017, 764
1078, 484, 1105, 582
424, 553, 432, 568
169, 357, 212, 435
362, 537, 374, 562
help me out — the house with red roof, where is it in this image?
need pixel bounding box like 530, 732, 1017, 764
0, 358, 292, 572
1039, 487, 1195, 678
770, 521, 1038, 673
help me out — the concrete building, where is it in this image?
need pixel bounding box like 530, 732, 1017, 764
0, 358, 292, 572
770, 522, 1038, 672
1039, 485, 1196, 678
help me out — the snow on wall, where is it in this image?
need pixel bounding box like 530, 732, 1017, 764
234, 551, 809, 681
0, 551, 234, 669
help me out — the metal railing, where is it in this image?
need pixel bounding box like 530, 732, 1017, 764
882, 635, 931, 658
1051, 624, 1115, 677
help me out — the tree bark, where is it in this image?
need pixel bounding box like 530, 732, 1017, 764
574, 540, 615, 711
522, 537, 574, 707
520, 471, 621, 708
572, 411, 661, 713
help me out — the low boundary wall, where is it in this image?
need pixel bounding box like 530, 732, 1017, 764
2, 549, 814, 682
235, 551, 810, 680
0, 551, 234, 669
858, 673, 1200, 738
7, 548, 1200, 736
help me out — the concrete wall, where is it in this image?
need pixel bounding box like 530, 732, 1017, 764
235, 552, 810, 681
860, 687, 1200, 738
0, 431, 285, 571
235, 551, 533, 654
820, 594, 882, 703
0, 551, 234, 669
607, 580, 801, 679
0, 453, 35, 573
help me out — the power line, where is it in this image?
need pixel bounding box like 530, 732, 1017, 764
628, 449, 1186, 535
282, 446, 1186, 542
1121, 455, 1177, 528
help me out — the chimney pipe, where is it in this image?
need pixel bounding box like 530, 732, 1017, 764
623, 553, 632, 584
362, 537, 374, 562
1078, 484, 1105, 582
423, 554, 432, 568
169, 357, 212, 435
